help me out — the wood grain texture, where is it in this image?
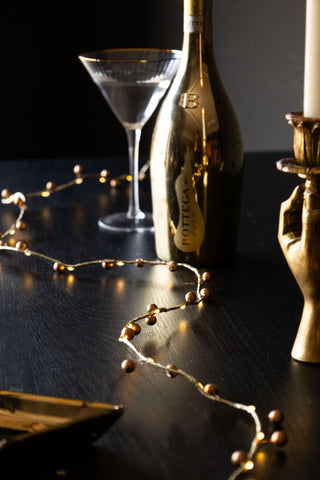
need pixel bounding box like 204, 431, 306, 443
0, 153, 318, 479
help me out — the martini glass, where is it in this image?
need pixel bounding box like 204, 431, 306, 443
79, 48, 181, 232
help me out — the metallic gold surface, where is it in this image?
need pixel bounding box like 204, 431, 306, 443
0, 390, 123, 459
286, 112, 320, 167
150, 0, 243, 266
185, 0, 204, 16
278, 112, 320, 363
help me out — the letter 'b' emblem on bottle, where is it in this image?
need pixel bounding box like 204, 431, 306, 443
174, 149, 205, 252
179, 92, 200, 109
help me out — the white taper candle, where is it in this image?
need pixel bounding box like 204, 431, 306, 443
304, 0, 320, 117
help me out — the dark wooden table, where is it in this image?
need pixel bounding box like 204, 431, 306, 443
0, 152, 318, 480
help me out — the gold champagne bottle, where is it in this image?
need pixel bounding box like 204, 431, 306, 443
150, 0, 243, 266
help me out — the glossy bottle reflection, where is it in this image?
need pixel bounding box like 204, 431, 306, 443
150, 0, 243, 266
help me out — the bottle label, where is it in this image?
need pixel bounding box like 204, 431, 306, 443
184, 15, 204, 33
174, 148, 205, 252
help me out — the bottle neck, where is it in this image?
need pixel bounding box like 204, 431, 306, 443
183, 0, 213, 46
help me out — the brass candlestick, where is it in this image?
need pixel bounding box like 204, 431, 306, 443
277, 112, 320, 363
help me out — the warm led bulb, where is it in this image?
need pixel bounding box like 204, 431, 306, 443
244, 460, 254, 471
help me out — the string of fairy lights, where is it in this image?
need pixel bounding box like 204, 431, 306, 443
0, 164, 287, 479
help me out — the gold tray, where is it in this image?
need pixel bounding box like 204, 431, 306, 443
0, 390, 123, 460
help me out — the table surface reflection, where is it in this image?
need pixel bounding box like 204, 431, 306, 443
0, 152, 319, 480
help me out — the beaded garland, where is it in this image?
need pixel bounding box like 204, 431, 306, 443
0, 164, 287, 480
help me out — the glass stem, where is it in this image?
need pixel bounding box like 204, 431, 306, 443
125, 128, 144, 221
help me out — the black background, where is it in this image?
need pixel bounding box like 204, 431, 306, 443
0, 1, 306, 157
0, 1, 182, 159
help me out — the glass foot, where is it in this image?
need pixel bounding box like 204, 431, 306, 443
98, 212, 154, 233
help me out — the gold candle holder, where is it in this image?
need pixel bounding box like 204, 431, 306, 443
277, 112, 320, 363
